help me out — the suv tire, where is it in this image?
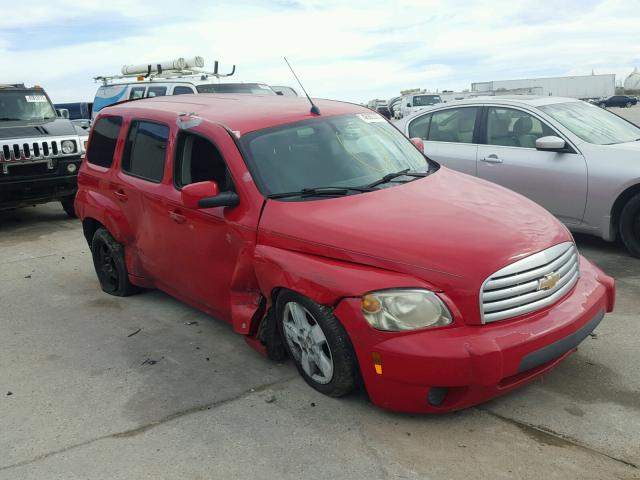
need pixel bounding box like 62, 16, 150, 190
91, 228, 139, 296
620, 193, 640, 258
276, 291, 357, 397
61, 196, 77, 218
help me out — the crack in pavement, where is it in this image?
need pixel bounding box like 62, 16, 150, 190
0, 375, 298, 473
481, 408, 638, 470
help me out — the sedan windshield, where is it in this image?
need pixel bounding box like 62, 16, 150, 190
539, 101, 640, 145
0, 89, 56, 122
196, 83, 276, 95
241, 113, 431, 198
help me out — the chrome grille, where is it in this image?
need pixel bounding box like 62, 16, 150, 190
0, 136, 78, 174
480, 242, 580, 323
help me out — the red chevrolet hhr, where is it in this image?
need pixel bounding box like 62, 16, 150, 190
76, 94, 615, 413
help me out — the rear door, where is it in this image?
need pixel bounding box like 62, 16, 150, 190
476, 105, 588, 224
407, 106, 480, 176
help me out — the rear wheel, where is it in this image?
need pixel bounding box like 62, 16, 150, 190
599, 103, 607, 108
626, 101, 633, 108
61, 196, 77, 218
620, 194, 640, 258
276, 291, 357, 397
91, 228, 139, 296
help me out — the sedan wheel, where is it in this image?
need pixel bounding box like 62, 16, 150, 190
282, 301, 334, 384
620, 194, 640, 258
599, 103, 607, 108
626, 101, 633, 108
276, 291, 357, 397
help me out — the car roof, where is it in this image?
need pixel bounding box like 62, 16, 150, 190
400, 95, 582, 122
102, 94, 370, 134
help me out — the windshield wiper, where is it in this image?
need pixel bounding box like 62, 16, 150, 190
267, 186, 374, 200
365, 168, 428, 189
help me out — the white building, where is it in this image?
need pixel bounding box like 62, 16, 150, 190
471, 74, 615, 99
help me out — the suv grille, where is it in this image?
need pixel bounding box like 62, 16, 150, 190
480, 242, 579, 323
0, 136, 79, 174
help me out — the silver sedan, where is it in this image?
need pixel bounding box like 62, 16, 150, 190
397, 96, 640, 256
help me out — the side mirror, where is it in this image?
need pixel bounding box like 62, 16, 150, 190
275, 91, 284, 96
410, 137, 425, 152
406, 103, 411, 107
56, 108, 70, 119
535, 136, 566, 152
181, 181, 220, 209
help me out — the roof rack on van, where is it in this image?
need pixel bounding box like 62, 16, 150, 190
94, 57, 236, 85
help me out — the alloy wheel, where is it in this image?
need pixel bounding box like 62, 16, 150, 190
282, 301, 334, 384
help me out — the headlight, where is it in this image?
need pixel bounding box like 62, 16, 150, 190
361, 289, 453, 331
61, 140, 76, 154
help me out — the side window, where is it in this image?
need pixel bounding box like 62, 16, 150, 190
129, 87, 146, 100
486, 107, 555, 148
122, 121, 169, 183
408, 114, 431, 140
87, 116, 122, 167
174, 132, 232, 192
147, 86, 167, 98
173, 86, 195, 95
427, 107, 479, 144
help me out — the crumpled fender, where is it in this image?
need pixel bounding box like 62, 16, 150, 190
253, 244, 439, 309
76, 188, 138, 274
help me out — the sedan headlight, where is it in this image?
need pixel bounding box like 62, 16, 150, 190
61, 140, 76, 154
361, 289, 453, 331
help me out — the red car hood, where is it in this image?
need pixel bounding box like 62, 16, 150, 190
258, 168, 572, 322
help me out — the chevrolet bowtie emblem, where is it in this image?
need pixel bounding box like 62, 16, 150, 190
539, 272, 560, 291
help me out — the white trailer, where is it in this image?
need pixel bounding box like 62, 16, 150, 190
471, 74, 615, 99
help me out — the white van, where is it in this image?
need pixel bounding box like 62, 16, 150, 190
92, 57, 276, 120
399, 93, 442, 118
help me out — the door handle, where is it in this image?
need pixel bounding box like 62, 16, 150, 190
168, 210, 186, 224
481, 154, 503, 164
113, 190, 128, 202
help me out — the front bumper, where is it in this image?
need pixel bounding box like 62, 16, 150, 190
0, 157, 80, 210
334, 256, 615, 413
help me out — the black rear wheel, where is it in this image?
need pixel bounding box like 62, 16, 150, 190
91, 228, 139, 296
620, 193, 640, 258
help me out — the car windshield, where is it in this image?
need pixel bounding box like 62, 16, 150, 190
413, 95, 441, 106
539, 101, 640, 145
196, 83, 276, 95
241, 113, 431, 198
0, 89, 57, 122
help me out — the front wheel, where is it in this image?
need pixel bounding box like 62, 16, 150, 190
620, 194, 640, 258
61, 196, 77, 218
626, 101, 633, 108
277, 291, 357, 397
91, 228, 139, 296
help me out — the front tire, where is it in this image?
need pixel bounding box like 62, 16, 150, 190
620, 194, 640, 258
276, 291, 357, 397
91, 228, 139, 296
599, 103, 607, 108
626, 101, 633, 108
61, 196, 77, 218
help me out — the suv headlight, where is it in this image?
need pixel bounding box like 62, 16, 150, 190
61, 140, 76, 154
361, 289, 453, 331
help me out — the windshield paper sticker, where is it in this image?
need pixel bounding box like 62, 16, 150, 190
25, 95, 48, 103
356, 113, 385, 123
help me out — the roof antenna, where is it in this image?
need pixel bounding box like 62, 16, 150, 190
284, 57, 320, 115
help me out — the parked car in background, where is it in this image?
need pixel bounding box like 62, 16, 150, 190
399, 93, 442, 118
92, 56, 275, 120
54, 102, 92, 130
272, 85, 299, 96
597, 95, 637, 108
0, 83, 88, 216
388, 96, 401, 119
399, 96, 640, 256
76, 94, 614, 413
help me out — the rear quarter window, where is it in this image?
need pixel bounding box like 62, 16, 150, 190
87, 116, 122, 168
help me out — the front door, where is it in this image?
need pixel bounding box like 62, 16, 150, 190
158, 124, 254, 322
477, 106, 588, 224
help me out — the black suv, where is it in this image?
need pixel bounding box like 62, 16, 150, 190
597, 95, 638, 108
0, 84, 88, 216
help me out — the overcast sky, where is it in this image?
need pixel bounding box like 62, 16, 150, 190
1, 0, 638, 103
